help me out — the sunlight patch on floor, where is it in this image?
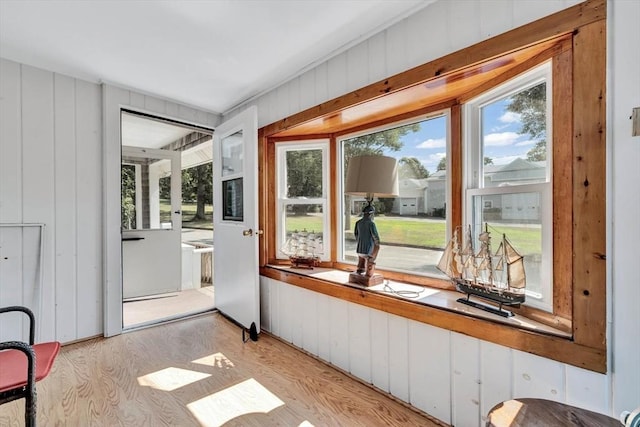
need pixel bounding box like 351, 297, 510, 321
137, 367, 211, 391
187, 378, 285, 427
192, 352, 235, 369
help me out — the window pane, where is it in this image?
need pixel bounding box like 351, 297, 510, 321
221, 130, 243, 176
471, 193, 546, 305
481, 82, 548, 186
341, 115, 448, 277
286, 149, 323, 198
281, 204, 324, 257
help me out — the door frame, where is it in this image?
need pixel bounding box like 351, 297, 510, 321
102, 85, 218, 337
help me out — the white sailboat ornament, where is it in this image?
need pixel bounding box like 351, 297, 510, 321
437, 223, 526, 317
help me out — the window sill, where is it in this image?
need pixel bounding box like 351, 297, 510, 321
261, 265, 606, 373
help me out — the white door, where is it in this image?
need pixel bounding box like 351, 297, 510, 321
213, 106, 260, 333
121, 146, 182, 299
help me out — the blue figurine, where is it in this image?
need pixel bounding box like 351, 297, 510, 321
354, 204, 380, 276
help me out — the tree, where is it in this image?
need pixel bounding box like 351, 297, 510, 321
177, 163, 213, 221
121, 165, 136, 229
286, 150, 323, 215
342, 123, 420, 172
399, 157, 429, 179
506, 83, 547, 161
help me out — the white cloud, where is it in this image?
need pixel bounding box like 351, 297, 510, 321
416, 138, 446, 149
484, 132, 519, 146
515, 139, 535, 147
499, 111, 521, 123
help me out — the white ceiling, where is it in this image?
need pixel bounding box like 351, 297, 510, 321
0, 0, 432, 115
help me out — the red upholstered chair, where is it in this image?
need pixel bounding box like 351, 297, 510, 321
0, 306, 60, 427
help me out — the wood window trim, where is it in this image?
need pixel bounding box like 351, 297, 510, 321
258, 0, 606, 373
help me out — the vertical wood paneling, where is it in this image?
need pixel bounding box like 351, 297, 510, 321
367, 32, 387, 84
53, 73, 78, 342
388, 313, 409, 402
347, 302, 371, 383
314, 62, 329, 110
165, 102, 178, 119
275, 85, 290, 127
316, 293, 331, 362
259, 276, 271, 332
287, 77, 300, 119
278, 278, 293, 343
447, 0, 481, 52
177, 104, 199, 124
289, 285, 303, 348
269, 278, 280, 336
129, 92, 145, 109
300, 286, 319, 356
0, 59, 22, 223
327, 53, 347, 101
409, 321, 451, 425
565, 365, 608, 414
385, 23, 408, 78
75, 80, 102, 338
479, 1, 514, 40
144, 96, 165, 115
405, 6, 431, 70
298, 70, 315, 113
328, 297, 349, 371
513, 351, 565, 401
346, 41, 369, 92
21, 65, 56, 341
370, 308, 389, 393
0, 228, 25, 340
418, 1, 450, 62
0, 60, 23, 339
479, 341, 513, 422
513, 0, 573, 27
451, 333, 480, 427
268, 278, 614, 424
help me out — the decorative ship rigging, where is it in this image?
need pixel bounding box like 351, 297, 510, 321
437, 224, 527, 317
281, 229, 322, 269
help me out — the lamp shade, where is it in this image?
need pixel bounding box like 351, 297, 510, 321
345, 155, 399, 197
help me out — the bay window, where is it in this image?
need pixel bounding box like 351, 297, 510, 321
261, 1, 606, 372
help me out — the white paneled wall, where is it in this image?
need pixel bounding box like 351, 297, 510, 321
0, 60, 102, 344
0, 58, 220, 343
261, 277, 609, 426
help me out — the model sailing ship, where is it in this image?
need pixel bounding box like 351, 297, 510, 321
437, 224, 526, 317
281, 229, 322, 269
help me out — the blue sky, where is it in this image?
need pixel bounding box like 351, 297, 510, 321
383, 99, 540, 174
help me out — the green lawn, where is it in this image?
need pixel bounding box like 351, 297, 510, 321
161, 201, 540, 253
161, 200, 213, 229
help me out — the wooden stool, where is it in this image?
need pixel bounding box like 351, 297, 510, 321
486, 398, 619, 427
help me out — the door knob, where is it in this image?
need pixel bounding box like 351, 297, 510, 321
242, 229, 253, 236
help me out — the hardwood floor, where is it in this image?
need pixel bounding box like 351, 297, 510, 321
0, 312, 446, 426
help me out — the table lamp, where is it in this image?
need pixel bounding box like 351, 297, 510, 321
344, 155, 399, 286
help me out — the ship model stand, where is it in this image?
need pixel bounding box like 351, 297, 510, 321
281, 229, 322, 270
437, 224, 527, 318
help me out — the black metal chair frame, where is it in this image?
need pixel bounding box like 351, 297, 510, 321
1, 306, 44, 427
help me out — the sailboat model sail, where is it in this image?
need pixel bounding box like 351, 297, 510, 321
438, 224, 526, 316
